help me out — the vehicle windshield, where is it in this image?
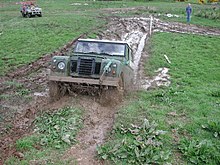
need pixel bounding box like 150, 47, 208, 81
74, 41, 125, 56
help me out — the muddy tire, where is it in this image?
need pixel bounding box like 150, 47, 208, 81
118, 74, 125, 94
117, 74, 124, 100
22, 13, 26, 17
27, 13, 31, 18
49, 81, 61, 102
99, 74, 124, 106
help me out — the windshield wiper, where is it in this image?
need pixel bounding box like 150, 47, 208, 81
74, 51, 113, 56
74, 51, 98, 54
84, 52, 99, 54
100, 52, 113, 56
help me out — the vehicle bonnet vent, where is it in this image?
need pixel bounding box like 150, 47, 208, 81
77, 58, 95, 75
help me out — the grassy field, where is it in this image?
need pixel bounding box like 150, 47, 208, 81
99, 33, 220, 164
4, 32, 220, 164
1, 0, 220, 164
0, 0, 220, 75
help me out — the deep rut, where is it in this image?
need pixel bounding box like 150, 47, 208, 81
64, 96, 117, 164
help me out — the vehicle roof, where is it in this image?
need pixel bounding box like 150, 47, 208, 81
78, 38, 129, 45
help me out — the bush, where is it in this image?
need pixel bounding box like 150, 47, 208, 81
34, 107, 82, 149
98, 119, 170, 164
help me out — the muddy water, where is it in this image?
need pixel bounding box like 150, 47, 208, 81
133, 34, 148, 82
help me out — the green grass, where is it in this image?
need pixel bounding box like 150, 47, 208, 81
0, 0, 106, 75
0, 0, 219, 75
3, 80, 23, 89
100, 33, 220, 164
5, 147, 76, 165
1, 0, 220, 164
16, 135, 38, 151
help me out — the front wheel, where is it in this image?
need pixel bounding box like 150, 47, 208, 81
22, 13, 26, 17
27, 13, 31, 18
49, 81, 61, 102
118, 74, 125, 93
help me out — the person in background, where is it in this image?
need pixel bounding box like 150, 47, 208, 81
186, 3, 192, 24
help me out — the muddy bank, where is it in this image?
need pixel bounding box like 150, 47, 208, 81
154, 18, 220, 36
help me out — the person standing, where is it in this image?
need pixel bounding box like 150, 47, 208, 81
186, 3, 192, 24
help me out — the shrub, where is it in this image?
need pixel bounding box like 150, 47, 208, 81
98, 119, 170, 164
34, 107, 82, 149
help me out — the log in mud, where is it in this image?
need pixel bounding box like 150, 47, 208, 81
1, 13, 220, 164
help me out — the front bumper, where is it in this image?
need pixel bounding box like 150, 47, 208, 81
49, 75, 119, 87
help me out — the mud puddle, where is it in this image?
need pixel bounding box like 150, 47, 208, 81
1, 13, 220, 164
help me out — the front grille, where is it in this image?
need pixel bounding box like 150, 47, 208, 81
78, 58, 95, 75
70, 58, 101, 76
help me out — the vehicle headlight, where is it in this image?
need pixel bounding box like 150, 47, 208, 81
112, 63, 117, 68
53, 58, 57, 63
57, 62, 65, 70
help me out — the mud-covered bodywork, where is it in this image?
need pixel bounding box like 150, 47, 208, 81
49, 39, 134, 96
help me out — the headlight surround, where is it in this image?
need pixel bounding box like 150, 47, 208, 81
57, 61, 65, 70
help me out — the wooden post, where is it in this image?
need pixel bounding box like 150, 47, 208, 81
149, 16, 153, 36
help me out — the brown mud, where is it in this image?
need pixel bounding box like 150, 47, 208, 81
64, 96, 119, 164
1, 13, 220, 164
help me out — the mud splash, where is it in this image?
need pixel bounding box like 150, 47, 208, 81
141, 67, 171, 90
